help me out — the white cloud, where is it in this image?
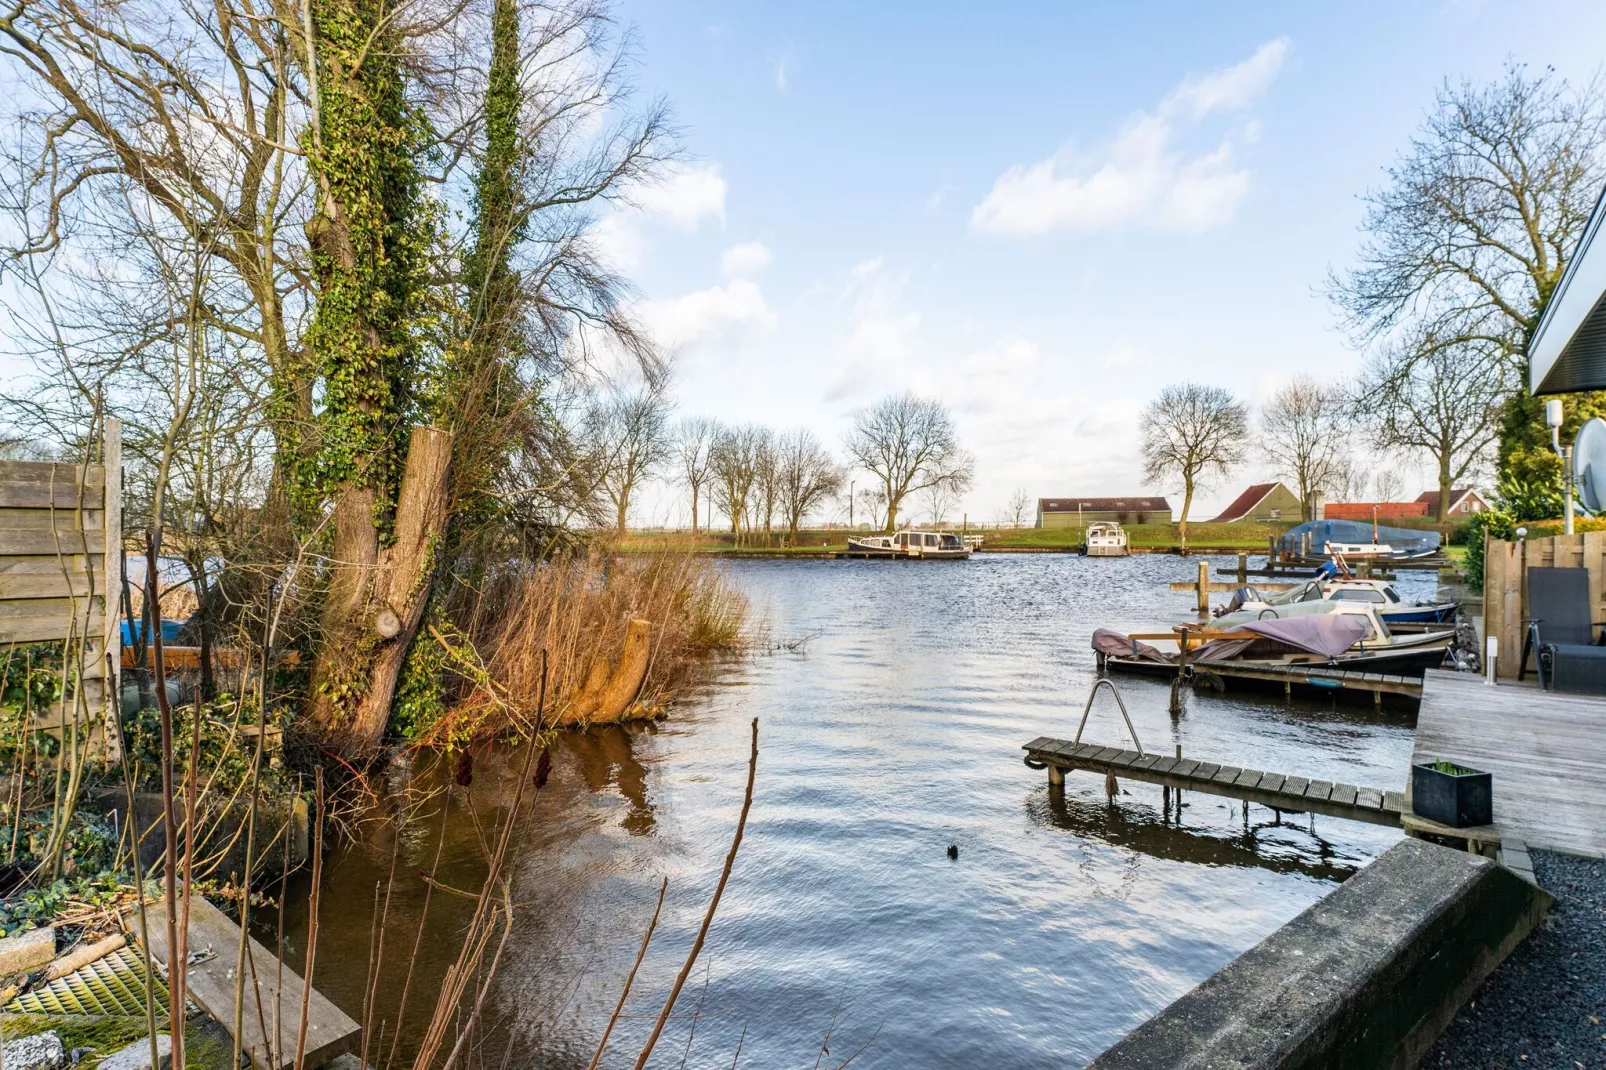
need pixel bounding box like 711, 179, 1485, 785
640, 279, 776, 350
590, 214, 651, 272
774, 58, 788, 90
826, 258, 921, 401
971, 38, 1288, 236
721, 241, 773, 277
631, 163, 727, 231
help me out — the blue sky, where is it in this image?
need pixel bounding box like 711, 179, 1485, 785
603, 0, 1606, 524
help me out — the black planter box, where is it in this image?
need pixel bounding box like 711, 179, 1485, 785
1411, 761, 1493, 828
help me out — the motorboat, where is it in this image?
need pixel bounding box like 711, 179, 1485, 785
1215, 577, 1458, 627
844, 529, 973, 559
1275, 519, 1442, 563
1084, 521, 1129, 557
1096, 601, 1454, 679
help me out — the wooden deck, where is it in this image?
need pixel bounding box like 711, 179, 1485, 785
1413, 669, 1606, 858
140, 895, 361, 1070
1022, 738, 1406, 827
1192, 662, 1423, 700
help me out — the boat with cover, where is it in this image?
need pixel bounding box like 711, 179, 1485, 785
1214, 576, 1458, 626
1084, 521, 1129, 557
1275, 519, 1441, 562
1094, 602, 1454, 678
844, 529, 972, 559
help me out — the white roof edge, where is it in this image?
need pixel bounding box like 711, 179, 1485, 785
1530, 183, 1606, 394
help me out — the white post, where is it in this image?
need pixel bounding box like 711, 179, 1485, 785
1485, 635, 1498, 686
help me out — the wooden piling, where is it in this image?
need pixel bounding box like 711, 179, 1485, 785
1196, 560, 1210, 613
1237, 553, 1248, 584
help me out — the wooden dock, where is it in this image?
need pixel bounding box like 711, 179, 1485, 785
141, 895, 361, 1069
1022, 738, 1406, 827
1413, 669, 1606, 858
1191, 661, 1423, 701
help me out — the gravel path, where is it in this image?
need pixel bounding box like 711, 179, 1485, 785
1425, 851, 1606, 1069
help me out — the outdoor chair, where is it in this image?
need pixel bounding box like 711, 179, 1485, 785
1520, 566, 1606, 692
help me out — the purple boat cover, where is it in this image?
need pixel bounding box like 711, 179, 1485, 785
1091, 627, 1172, 663
1194, 613, 1368, 662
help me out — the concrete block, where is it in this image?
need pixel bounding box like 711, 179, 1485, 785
0, 927, 54, 976
97, 1035, 171, 1070
2, 1030, 65, 1070
1087, 838, 1554, 1070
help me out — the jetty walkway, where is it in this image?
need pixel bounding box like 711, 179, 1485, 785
1022, 737, 1406, 827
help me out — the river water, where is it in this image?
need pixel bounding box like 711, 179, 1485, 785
281, 554, 1431, 1068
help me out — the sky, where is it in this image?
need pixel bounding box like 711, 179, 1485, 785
600, 0, 1606, 526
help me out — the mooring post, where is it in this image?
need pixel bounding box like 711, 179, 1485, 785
1048, 764, 1064, 787
1170, 627, 1189, 714
1237, 552, 1248, 584
1196, 560, 1210, 614
1105, 772, 1118, 800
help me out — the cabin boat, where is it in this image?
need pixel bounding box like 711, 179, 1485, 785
844, 529, 973, 559
1216, 577, 1459, 627
1084, 521, 1129, 557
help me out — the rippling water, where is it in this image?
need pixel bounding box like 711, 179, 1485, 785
282, 554, 1427, 1068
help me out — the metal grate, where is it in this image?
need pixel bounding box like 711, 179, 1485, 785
6, 945, 169, 1017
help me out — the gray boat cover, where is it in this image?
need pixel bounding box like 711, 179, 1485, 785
1091, 627, 1172, 663
1195, 614, 1368, 662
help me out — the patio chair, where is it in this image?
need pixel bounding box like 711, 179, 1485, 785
1519, 566, 1606, 692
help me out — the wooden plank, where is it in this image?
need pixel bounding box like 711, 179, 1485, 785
1132, 754, 1162, 771
0, 598, 107, 644
0, 522, 107, 556
1383, 790, 1406, 815
1211, 765, 1243, 785
139, 895, 360, 1070
1232, 768, 1263, 788
1108, 750, 1146, 769
1355, 788, 1384, 811
1088, 746, 1124, 764
1305, 780, 1334, 802
1171, 759, 1200, 779
1257, 773, 1286, 794
1193, 762, 1221, 781
0, 462, 104, 509
1331, 783, 1359, 808
1023, 736, 1054, 753
1148, 756, 1179, 776
0, 556, 106, 601
1283, 775, 1309, 797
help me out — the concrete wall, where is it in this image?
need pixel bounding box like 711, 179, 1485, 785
1087, 838, 1552, 1070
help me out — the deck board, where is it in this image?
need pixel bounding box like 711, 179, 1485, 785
1413, 669, 1606, 857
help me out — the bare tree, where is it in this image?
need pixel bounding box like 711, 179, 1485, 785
1262, 377, 1349, 519
1001, 488, 1032, 529
1327, 64, 1606, 477
591, 385, 672, 535
710, 425, 764, 542
674, 418, 719, 532
845, 393, 973, 532
1139, 383, 1247, 545
923, 484, 955, 526
1373, 469, 1406, 503
1355, 340, 1507, 519
751, 429, 779, 544
775, 430, 842, 544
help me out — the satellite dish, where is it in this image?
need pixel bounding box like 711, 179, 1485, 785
1573, 417, 1606, 514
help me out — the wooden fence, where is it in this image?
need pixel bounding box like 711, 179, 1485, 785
1482, 531, 1606, 679
0, 419, 123, 756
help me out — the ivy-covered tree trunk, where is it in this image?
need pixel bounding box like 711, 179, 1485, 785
301, 0, 447, 747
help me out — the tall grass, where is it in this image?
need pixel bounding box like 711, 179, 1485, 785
420, 550, 748, 744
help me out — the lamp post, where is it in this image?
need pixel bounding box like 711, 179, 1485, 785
1547, 400, 1574, 534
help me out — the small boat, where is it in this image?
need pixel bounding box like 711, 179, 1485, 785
1215, 577, 1458, 627
1276, 519, 1442, 563
1084, 521, 1129, 557
843, 529, 973, 559
1095, 602, 1454, 679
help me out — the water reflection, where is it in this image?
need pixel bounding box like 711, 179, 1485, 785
1029, 784, 1360, 883
565, 724, 655, 835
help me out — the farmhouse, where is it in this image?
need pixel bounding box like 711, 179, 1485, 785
1209, 482, 1302, 523
1036, 497, 1172, 528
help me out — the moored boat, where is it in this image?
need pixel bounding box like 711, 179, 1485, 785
1084, 521, 1129, 557
843, 529, 973, 559
1215, 576, 1458, 627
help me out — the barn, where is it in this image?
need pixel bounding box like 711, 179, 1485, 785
1036, 497, 1172, 528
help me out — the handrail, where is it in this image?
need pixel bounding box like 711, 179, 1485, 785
1073, 678, 1144, 756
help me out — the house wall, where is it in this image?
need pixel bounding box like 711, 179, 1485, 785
1324, 502, 1431, 521
1041, 509, 1172, 528
1235, 485, 1302, 522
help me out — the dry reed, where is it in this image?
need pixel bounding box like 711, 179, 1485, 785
425, 550, 747, 744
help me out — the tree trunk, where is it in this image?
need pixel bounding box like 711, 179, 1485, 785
310, 427, 452, 749
1179, 479, 1194, 552
690, 485, 699, 534
615, 490, 629, 535
1437, 453, 1453, 521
